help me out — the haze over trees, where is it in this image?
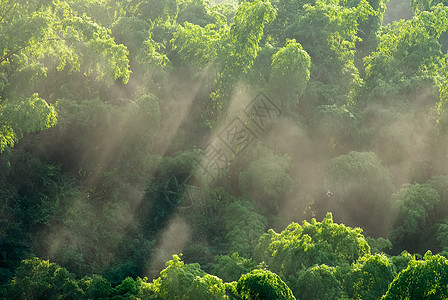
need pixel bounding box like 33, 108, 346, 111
2, 0, 448, 298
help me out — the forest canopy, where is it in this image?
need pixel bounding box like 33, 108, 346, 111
2, 0, 448, 298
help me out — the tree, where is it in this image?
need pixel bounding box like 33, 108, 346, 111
0, 0, 131, 152
0, 149, 80, 274
356, 0, 389, 56
428, 175, 448, 219
79, 274, 112, 299
111, 16, 169, 95
389, 183, 440, 254
309, 104, 358, 154
112, 16, 151, 61
390, 251, 414, 273
177, 0, 226, 27
236, 269, 296, 300
239, 147, 293, 214
361, 4, 448, 106
172, 21, 226, 68
6, 257, 83, 300
279, 0, 373, 112
382, 251, 448, 299
323, 151, 395, 236
131, 0, 179, 22
206, 0, 276, 126
294, 264, 345, 300
267, 39, 311, 109
212, 253, 257, 282
254, 212, 371, 291
411, 0, 448, 14
437, 218, 448, 251
0, 94, 56, 152
343, 254, 396, 300
223, 201, 267, 258
151, 254, 228, 299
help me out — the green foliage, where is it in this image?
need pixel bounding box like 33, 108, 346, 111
53, 94, 160, 181
0, 151, 70, 228
223, 201, 267, 257
324, 151, 394, 235
6, 257, 83, 300
280, 0, 373, 109
309, 104, 358, 153
382, 251, 448, 299
125, 93, 162, 146
236, 269, 296, 300
225, 0, 276, 74
177, 0, 226, 27
268, 39, 311, 108
0, 149, 81, 277
131, 0, 179, 22
0, 94, 57, 152
112, 17, 151, 58
356, 0, 389, 53
4, 0, 448, 298
44, 194, 133, 275
254, 213, 371, 282
172, 22, 226, 68
239, 146, 293, 213
389, 183, 440, 253
394, 184, 440, 232
428, 175, 448, 218
79, 274, 112, 299
0, 0, 131, 151
411, 0, 448, 14
112, 16, 169, 71
113, 276, 140, 298
362, 4, 448, 105
4, 258, 154, 299
294, 264, 344, 300
437, 218, 448, 250
151, 254, 228, 299
366, 236, 393, 254
206, 0, 276, 126
390, 251, 414, 273
31, 95, 162, 276
343, 254, 396, 299
212, 253, 257, 282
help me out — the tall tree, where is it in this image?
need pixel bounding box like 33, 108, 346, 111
382, 251, 448, 299
236, 269, 296, 300
254, 213, 371, 295
151, 254, 228, 300
0, 0, 131, 151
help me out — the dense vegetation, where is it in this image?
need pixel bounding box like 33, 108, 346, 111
2, 0, 448, 298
